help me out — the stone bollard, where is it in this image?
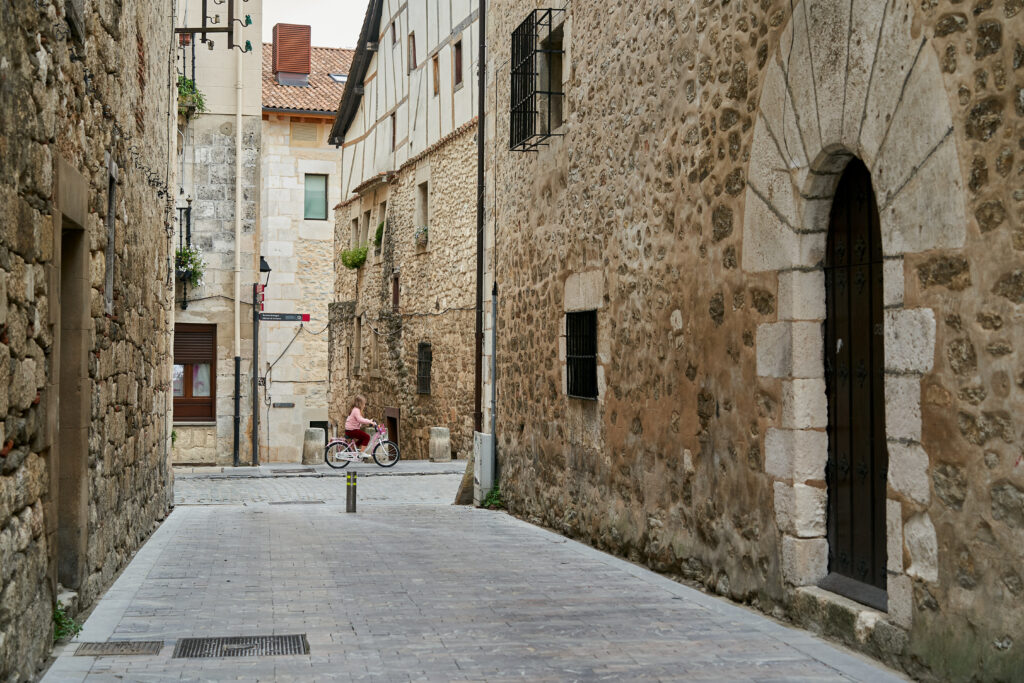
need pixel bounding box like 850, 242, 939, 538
302, 428, 325, 465
429, 427, 451, 462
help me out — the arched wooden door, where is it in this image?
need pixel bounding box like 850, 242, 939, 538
821, 159, 888, 611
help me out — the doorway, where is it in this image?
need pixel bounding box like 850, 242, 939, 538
821, 159, 888, 611
385, 406, 399, 450
56, 224, 90, 590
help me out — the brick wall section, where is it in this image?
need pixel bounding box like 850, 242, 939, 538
485, 0, 1022, 679
0, 0, 175, 678
330, 123, 477, 460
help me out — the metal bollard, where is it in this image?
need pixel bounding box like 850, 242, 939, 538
346, 472, 357, 513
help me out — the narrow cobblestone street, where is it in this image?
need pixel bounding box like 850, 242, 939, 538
44, 464, 905, 682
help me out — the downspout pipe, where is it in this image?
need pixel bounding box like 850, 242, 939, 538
473, 0, 486, 435
232, 42, 243, 466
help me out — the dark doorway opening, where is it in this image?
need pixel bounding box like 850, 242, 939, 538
820, 158, 888, 611
57, 224, 90, 590
384, 406, 399, 450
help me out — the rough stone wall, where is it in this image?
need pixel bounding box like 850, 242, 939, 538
485, 0, 1022, 680
259, 116, 336, 462
330, 124, 477, 460
0, 0, 175, 677
173, 113, 259, 465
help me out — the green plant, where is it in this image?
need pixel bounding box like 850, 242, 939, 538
171, 429, 178, 446
53, 602, 82, 643
340, 245, 369, 270
374, 221, 384, 248
175, 243, 206, 287
177, 76, 207, 118
482, 486, 504, 510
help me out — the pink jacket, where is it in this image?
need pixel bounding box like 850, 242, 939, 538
345, 407, 374, 431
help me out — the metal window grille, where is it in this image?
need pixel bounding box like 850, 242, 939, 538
566, 311, 598, 399
510, 8, 565, 152
417, 342, 432, 395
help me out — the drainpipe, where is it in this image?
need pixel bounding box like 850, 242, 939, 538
473, 0, 486, 435
232, 44, 243, 466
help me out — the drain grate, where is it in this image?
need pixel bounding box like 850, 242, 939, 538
75, 641, 164, 656
268, 500, 324, 505
173, 634, 309, 658
271, 468, 316, 475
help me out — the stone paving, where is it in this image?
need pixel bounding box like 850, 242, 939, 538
173, 462, 469, 507
45, 467, 906, 682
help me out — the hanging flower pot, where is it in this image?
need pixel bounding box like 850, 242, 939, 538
175, 244, 206, 287
414, 225, 429, 248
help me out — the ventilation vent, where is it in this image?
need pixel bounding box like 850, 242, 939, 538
290, 122, 318, 143
75, 641, 164, 656
173, 634, 309, 658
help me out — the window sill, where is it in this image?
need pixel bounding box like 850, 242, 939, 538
173, 421, 217, 427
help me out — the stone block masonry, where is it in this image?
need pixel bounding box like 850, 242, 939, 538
484, 0, 1024, 679
0, 0, 175, 678
331, 123, 478, 463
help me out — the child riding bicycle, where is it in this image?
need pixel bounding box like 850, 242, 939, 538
344, 395, 378, 452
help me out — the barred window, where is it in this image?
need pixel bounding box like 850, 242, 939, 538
417, 342, 432, 395
510, 9, 565, 152
566, 311, 598, 400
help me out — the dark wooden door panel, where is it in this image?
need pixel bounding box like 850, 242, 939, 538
823, 159, 887, 608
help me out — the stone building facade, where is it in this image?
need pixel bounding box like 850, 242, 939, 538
484, 1, 1023, 679
0, 0, 176, 678
172, 0, 262, 465
327, 0, 479, 460
259, 34, 350, 462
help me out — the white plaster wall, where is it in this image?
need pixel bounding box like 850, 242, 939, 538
341, 0, 479, 201
176, 0, 263, 116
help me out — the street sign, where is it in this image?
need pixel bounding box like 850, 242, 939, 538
259, 312, 310, 322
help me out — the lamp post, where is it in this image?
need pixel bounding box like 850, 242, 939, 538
251, 257, 272, 465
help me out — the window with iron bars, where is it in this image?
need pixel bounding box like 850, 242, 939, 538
566, 311, 598, 400
417, 342, 432, 395
510, 8, 565, 152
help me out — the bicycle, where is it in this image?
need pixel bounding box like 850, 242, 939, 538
324, 422, 400, 469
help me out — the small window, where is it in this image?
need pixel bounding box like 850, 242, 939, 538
174, 323, 217, 421
415, 181, 429, 227
304, 174, 328, 220
392, 273, 399, 311
417, 342, 432, 394
329, 73, 347, 83
104, 164, 116, 313
432, 55, 440, 96
361, 209, 371, 245
391, 112, 397, 151
391, 22, 397, 45
353, 317, 362, 375
454, 40, 463, 86
350, 217, 359, 249
408, 33, 417, 71
566, 311, 598, 399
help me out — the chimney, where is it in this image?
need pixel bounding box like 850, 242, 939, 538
272, 23, 312, 86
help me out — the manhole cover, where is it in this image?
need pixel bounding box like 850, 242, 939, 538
268, 500, 324, 505
75, 641, 163, 656
173, 634, 308, 658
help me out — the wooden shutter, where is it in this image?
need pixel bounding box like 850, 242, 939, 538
174, 323, 216, 364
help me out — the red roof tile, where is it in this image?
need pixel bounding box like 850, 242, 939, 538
262, 43, 354, 114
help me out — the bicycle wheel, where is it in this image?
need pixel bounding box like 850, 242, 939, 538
324, 442, 351, 469
372, 439, 400, 467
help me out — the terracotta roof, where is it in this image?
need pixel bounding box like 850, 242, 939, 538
262, 43, 354, 114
